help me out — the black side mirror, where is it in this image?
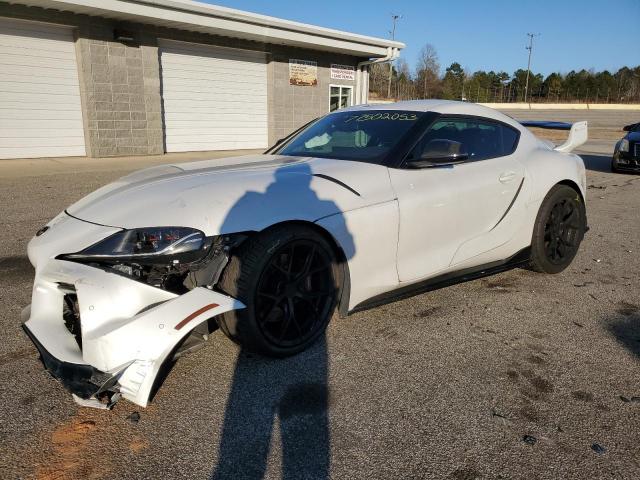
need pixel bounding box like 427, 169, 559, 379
406, 139, 469, 168
406, 152, 469, 169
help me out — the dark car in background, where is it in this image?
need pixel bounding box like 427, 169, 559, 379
612, 122, 640, 172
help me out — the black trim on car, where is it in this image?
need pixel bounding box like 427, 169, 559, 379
22, 324, 118, 399
490, 178, 525, 231
350, 246, 531, 313
312, 173, 360, 196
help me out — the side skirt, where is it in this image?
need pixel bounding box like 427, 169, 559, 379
350, 247, 531, 314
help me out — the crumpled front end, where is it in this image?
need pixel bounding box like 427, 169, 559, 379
23, 213, 244, 407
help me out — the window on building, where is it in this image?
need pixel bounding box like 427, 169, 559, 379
330, 86, 353, 111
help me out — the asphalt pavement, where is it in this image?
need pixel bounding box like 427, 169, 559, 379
0, 110, 639, 479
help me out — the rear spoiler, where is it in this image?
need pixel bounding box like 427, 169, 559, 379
519, 120, 588, 153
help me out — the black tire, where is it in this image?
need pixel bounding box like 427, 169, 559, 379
611, 157, 619, 173
530, 184, 586, 274
216, 224, 341, 357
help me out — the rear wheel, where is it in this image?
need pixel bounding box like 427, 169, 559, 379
530, 185, 586, 274
217, 224, 340, 357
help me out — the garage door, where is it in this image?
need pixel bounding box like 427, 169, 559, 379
0, 18, 85, 159
159, 40, 268, 152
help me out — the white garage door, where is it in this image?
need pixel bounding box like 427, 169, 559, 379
0, 18, 85, 159
159, 40, 268, 152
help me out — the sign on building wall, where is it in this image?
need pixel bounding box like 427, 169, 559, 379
289, 59, 318, 86
330, 64, 355, 81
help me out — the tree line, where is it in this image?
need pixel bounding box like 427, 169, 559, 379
369, 44, 640, 103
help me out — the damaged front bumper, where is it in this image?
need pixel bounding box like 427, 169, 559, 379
23, 321, 119, 400
23, 213, 245, 408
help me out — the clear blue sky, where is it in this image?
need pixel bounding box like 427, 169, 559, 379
206, 0, 639, 77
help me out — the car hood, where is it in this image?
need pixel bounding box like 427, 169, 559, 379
66, 154, 394, 235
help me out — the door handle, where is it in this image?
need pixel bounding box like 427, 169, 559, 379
499, 171, 517, 183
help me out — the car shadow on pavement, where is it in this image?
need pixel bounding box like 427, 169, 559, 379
606, 304, 640, 359
210, 163, 355, 480
579, 154, 612, 173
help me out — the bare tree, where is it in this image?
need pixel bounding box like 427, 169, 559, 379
416, 44, 440, 98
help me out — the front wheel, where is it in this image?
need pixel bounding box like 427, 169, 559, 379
217, 224, 341, 357
530, 185, 586, 274
611, 157, 620, 173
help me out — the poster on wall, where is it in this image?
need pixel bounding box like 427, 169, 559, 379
289, 59, 318, 86
330, 64, 355, 81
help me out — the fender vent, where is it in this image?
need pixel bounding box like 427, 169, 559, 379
312, 174, 360, 196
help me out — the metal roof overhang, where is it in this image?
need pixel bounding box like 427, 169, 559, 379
6, 0, 405, 57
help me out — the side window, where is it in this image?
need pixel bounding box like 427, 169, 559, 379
408, 118, 519, 161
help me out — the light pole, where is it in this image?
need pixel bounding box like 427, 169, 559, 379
387, 14, 401, 99
524, 33, 539, 103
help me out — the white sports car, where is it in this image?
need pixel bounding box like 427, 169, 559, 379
23, 100, 588, 408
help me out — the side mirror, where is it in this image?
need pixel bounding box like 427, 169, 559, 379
406, 139, 469, 168
406, 152, 469, 169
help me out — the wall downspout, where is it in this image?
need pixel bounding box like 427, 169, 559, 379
355, 47, 399, 105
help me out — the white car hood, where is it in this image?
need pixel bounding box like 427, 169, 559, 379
66, 154, 394, 236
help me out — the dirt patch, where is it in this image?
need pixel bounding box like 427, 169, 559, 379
0, 347, 33, 367
529, 376, 554, 394
0, 255, 34, 284
414, 306, 442, 318
506, 370, 519, 382
519, 403, 540, 422
129, 437, 149, 454
451, 467, 481, 480
482, 277, 518, 292
374, 325, 399, 340
35, 414, 108, 480
571, 390, 594, 402
617, 302, 639, 317
526, 355, 546, 365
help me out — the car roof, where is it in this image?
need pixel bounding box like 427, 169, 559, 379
342, 100, 522, 129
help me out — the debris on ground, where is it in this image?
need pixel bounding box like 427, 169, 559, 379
591, 443, 606, 454
522, 435, 537, 445
127, 412, 141, 424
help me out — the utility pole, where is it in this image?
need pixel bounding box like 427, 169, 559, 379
524, 33, 539, 103
387, 14, 401, 99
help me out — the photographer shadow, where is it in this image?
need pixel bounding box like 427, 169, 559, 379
211, 162, 354, 479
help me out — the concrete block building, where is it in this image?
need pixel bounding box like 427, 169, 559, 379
0, 0, 403, 159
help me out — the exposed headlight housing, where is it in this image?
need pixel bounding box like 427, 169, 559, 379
619, 139, 629, 152
62, 227, 208, 265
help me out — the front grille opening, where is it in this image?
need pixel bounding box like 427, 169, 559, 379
62, 293, 82, 349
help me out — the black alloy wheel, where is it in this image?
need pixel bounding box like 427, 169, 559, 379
530, 184, 586, 274
255, 239, 336, 348
543, 197, 582, 265
217, 224, 340, 357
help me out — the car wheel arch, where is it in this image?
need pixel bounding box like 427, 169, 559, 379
556, 179, 585, 204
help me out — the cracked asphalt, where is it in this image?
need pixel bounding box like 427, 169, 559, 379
1, 110, 639, 480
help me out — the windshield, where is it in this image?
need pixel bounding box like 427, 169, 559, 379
276, 110, 425, 164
